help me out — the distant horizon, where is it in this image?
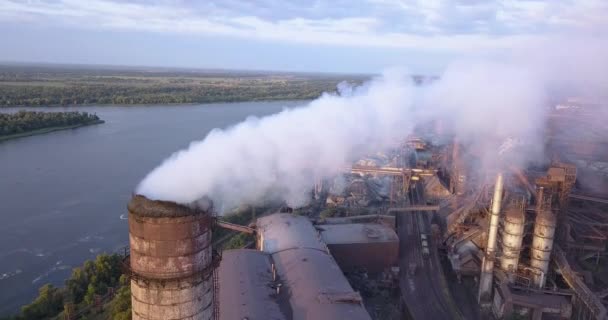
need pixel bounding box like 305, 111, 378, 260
0, 60, 381, 77
2, 1, 605, 74
0, 60, 439, 78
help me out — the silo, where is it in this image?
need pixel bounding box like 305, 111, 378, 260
530, 209, 556, 288
500, 206, 525, 275
128, 195, 215, 320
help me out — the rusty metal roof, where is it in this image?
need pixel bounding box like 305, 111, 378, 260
257, 213, 327, 254
272, 248, 370, 320
256, 213, 372, 320
319, 223, 398, 245
217, 249, 288, 320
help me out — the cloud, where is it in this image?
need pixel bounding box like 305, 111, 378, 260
0, 0, 606, 53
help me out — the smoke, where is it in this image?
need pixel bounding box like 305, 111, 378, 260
416, 60, 548, 174
137, 70, 416, 208
137, 36, 608, 210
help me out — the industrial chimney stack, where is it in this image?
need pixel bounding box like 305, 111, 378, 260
127, 195, 215, 320
478, 173, 504, 302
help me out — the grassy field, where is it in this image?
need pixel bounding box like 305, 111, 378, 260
0, 64, 368, 107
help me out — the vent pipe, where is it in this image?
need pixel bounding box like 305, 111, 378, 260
478, 173, 504, 302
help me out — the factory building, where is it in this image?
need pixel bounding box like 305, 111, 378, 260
216, 249, 287, 320
126, 106, 608, 320
318, 223, 398, 273
252, 213, 372, 320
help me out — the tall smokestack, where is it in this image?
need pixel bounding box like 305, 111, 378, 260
128, 195, 215, 320
478, 173, 504, 302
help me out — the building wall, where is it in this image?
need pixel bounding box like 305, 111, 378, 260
327, 242, 398, 273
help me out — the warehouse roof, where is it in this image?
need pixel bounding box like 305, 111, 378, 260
257, 213, 327, 254
217, 249, 288, 320
319, 223, 398, 245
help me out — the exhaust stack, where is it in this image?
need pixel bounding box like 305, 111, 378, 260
478, 173, 504, 302
128, 195, 215, 320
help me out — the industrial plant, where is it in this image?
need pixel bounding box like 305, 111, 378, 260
125, 100, 608, 320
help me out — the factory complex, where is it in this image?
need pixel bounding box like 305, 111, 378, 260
125, 100, 608, 320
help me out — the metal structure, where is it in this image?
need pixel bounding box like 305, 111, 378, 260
216, 249, 286, 320
256, 213, 372, 320
479, 173, 504, 302
121, 105, 608, 320
319, 223, 399, 273
499, 198, 526, 277
349, 165, 435, 205
530, 209, 557, 288
128, 195, 215, 320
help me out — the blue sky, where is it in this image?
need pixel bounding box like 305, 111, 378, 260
0, 0, 606, 73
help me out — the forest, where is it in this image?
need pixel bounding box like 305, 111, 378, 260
0, 111, 102, 137
0, 64, 366, 107
0, 253, 131, 320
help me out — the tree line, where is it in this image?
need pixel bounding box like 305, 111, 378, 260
0, 111, 101, 136
1, 253, 131, 320
0, 80, 344, 107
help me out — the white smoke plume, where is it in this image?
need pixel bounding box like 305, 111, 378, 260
137, 36, 608, 210
137, 69, 416, 208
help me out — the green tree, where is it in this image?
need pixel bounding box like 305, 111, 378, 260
110, 286, 132, 320
84, 283, 97, 306
20, 284, 63, 319
66, 267, 88, 303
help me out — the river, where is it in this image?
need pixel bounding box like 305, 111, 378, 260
0, 101, 304, 314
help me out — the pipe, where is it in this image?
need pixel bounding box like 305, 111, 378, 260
478, 172, 504, 302
215, 219, 255, 234
570, 193, 608, 205
536, 186, 545, 212
388, 205, 440, 213
509, 165, 536, 195
488, 173, 504, 253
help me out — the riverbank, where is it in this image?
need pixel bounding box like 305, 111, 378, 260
0, 120, 104, 142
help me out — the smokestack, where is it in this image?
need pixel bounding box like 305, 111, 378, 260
128, 195, 215, 320
478, 172, 504, 302
536, 186, 545, 212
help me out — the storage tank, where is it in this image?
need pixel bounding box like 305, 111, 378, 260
530, 209, 556, 288
500, 206, 525, 275
128, 195, 215, 320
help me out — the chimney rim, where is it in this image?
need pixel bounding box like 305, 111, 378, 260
128, 194, 212, 218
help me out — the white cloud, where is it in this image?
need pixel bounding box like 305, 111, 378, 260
0, 0, 606, 53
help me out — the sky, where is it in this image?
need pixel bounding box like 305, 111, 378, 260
1, 0, 607, 74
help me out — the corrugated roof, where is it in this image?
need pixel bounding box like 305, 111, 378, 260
319, 223, 398, 245
217, 249, 288, 320
257, 213, 327, 254
256, 213, 372, 320
273, 248, 371, 320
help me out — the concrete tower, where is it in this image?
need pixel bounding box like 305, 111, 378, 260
128, 195, 215, 320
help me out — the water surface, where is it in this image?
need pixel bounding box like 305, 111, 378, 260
0, 101, 302, 314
